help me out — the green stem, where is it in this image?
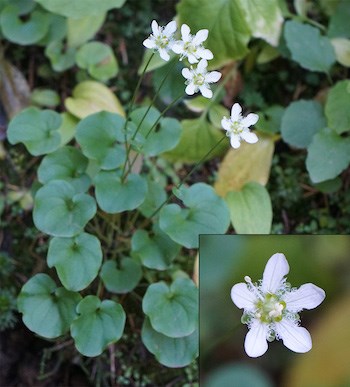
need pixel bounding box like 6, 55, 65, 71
124, 92, 184, 179
149, 135, 227, 219
121, 59, 178, 180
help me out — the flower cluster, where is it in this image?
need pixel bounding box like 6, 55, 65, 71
143, 20, 220, 99
231, 253, 326, 358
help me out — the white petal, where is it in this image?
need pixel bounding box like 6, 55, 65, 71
205, 71, 221, 83
241, 131, 258, 144
193, 29, 208, 45
231, 103, 242, 121
143, 38, 156, 49
244, 321, 269, 358
241, 113, 259, 127
187, 54, 198, 64
171, 42, 183, 54
199, 85, 213, 99
283, 284, 326, 312
197, 48, 213, 60
230, 135, 241, 149
164, 20, 177, 36
185, 83, 196, 95
221, 117, 231, 130
197, 58, 208, 72
230, 283, 256, 310
151, 20, 159, 36
181, 24, 191, 42
275, 320, 312, 353
181, 68, 192, 80
159, 48, 170, 61
262, 253, 289, 294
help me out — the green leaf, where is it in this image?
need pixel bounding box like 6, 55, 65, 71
130, 107, 182, 156
331, 38, 350, 67
143, 278, 198, 338
38, 13, 66, 46
17, 273, 81, 338
34, 0, 126, 18
163, 118, 228, 163
159, 183, 230, 249
306, 128, 350, 183
325, 80, 350, 134
67, 13, 105, 47
328, 0, 350, 38
31, 89, 60, 107
183, 95, 210, 113
75, 111, 126, 170
0, 5, 49, 45
100, 258, 142, 294
65, 81, 125, 119
38, 146, 91, 193
94, 171, 147, 213
33, 180, 96, 237
255, 105, 284, 134
138, 49, 169, 75
76, 41, 118, 81
131, 226, 180, 270
176, 0, 251, 68
58, 113, 78, 146
70, 296, 126, 357
284, 20, 336, 73
138, 179, 167, 218
214, 136, 275, 197
7, 107, 62, 156
47, 233, 102, 291
281, 100, 326, 148
313, 177, 342, 193
45, 41, 76, 72
142, 318, 198, 368
204, 364, 273, 387
239, 0, 283, 46
208, 104, 229, 128
226, 182, 272, 234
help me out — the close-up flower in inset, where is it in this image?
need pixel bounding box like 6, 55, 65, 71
182, 59, 221, 98
143, 20, 177, 61
221, 103, 259, 148
172, 24, 213, 64
230, 253, 326, 358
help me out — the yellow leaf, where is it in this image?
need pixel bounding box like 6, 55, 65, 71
214, 135, 275, 197
65, 81, 124, 119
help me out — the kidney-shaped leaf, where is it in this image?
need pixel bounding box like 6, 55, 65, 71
130, 107, 181, 156
131, 226, 180, 270
47, 233, 102, 291
38, 146, 91, 193
100, 258, 142, 294
0, 5, 49, 45
94, 170, 147, 213
142, 318, 198, 368
142, 278, 198, 338
17, 273, 81, 338
159, 183, 230, 248
33, 180, 96, 237
7, 107, 62, 156
34, 0, 125, 18
226, 181, 272, 234
70, 295, 126, 357
76, 111, 127, 170
325, 80, 350, 134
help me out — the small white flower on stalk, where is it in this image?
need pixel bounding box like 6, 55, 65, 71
231, 253, 326, 358
221, 103, 259, 149
172, 24, 213, 64
182, 59, 221, 99
143, 20, 177, 61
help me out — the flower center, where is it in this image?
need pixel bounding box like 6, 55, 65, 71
256, 294, 286, 323
230, 120, 243, 135
184, 41, 197, 54
193, 73, 205, 86
155, 34, 169, 48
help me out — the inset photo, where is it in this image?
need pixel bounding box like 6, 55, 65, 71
199, 235, 350, 387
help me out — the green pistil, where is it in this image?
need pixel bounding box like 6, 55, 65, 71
230, 121, 243, 135
156, 35, 169, 48
255, 294, 286, 323
184, 41, 196, 54
193, 74, 205, 86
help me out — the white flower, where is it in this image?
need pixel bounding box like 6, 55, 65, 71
231, 253, 326, 358
143, 20, 177, 61
182, 59, 221, 99
172, 24, 213, 64
221, 103, 259, 149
